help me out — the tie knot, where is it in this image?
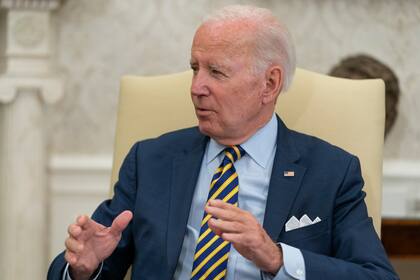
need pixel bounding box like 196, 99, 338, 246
224, 145, 245, 163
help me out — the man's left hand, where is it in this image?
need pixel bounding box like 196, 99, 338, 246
206, 199, 283, 275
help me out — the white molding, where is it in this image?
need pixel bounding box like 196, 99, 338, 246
0, 9, 64, 103
0, 76, 63, 104
48, 154, 112, 195
49, 154, 113, 172
383, 159, 420, 179
0, 0, 61, 10
382, 159, 420, 218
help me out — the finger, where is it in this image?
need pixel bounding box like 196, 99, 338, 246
207, 218, 223, 236
208, 218, 243, 234
109, 210, 133, 236
67, 224, 82, 238
65, 237, 84, 254
76, 215, 88, 226
208, 199, 240, 211
208, 221, 223, 236
205, 204, 240, 222
220, 232, 242, 244
64, 250, 78, 265
77, 215, 106, 237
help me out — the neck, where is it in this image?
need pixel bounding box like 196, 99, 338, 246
215, 112, 274, 146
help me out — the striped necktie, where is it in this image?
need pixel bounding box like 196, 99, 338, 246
191, 145, 245, 280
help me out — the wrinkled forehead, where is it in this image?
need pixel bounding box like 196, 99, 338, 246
191, 20, 258, 58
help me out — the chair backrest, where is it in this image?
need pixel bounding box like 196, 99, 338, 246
111, 68, 385, 234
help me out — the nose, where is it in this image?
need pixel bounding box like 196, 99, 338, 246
191, 70, 210, 97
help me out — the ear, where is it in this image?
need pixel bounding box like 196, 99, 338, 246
262, 65, 283, 105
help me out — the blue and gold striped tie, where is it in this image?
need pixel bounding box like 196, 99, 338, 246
191, 145, 245, 280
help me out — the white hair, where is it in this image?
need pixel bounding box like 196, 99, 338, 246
203, 5, 296, 92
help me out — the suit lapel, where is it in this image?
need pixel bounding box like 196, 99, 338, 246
166, 134, 207, 276
263, 116, 307, 240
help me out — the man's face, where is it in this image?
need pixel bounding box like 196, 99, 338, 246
190, 22, 268, 145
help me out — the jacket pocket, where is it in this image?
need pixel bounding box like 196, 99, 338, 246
281, 217, 329, 243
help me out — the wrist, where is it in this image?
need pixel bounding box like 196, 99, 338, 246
264, 241, 283, 275
69, 265, 97, 280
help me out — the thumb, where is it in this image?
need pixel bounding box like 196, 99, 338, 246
109, 210, 133, 236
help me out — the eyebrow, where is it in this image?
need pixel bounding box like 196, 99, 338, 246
209, 62, 231, 72
189, 59, 232, 73
208, 63, 222, 69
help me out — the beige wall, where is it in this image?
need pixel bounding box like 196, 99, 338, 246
47, 0, 420, 159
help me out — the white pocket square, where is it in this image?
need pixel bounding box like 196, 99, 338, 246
285, 214, 322, 232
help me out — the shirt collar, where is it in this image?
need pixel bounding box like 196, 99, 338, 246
206, 113, 278, 168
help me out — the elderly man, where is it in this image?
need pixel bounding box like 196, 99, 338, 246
48, 5, 398, 280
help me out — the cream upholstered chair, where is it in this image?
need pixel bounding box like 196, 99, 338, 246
110, 68, 385, 236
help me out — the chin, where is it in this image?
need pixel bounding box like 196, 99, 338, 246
197, 124, 211, 136
197, 122, 218, 138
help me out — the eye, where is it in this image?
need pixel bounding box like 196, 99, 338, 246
211, 69, 223, 76
190, 64, 198, 75
209, 67, 227, 78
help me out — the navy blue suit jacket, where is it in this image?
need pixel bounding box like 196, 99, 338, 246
48, 117, 398, 279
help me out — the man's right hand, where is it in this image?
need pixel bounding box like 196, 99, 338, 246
64, 210, 133, 280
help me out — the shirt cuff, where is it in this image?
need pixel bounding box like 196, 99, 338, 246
261, 243, 305, 280
63, 262, 103, 280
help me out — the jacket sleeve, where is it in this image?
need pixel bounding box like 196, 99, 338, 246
301, 156, 398, 280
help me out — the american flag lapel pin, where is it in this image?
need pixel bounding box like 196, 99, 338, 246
284, 170, 295, 177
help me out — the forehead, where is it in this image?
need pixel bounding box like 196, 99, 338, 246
191, 21, 257, 61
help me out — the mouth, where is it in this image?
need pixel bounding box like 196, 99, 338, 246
195, 107, 213, 117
